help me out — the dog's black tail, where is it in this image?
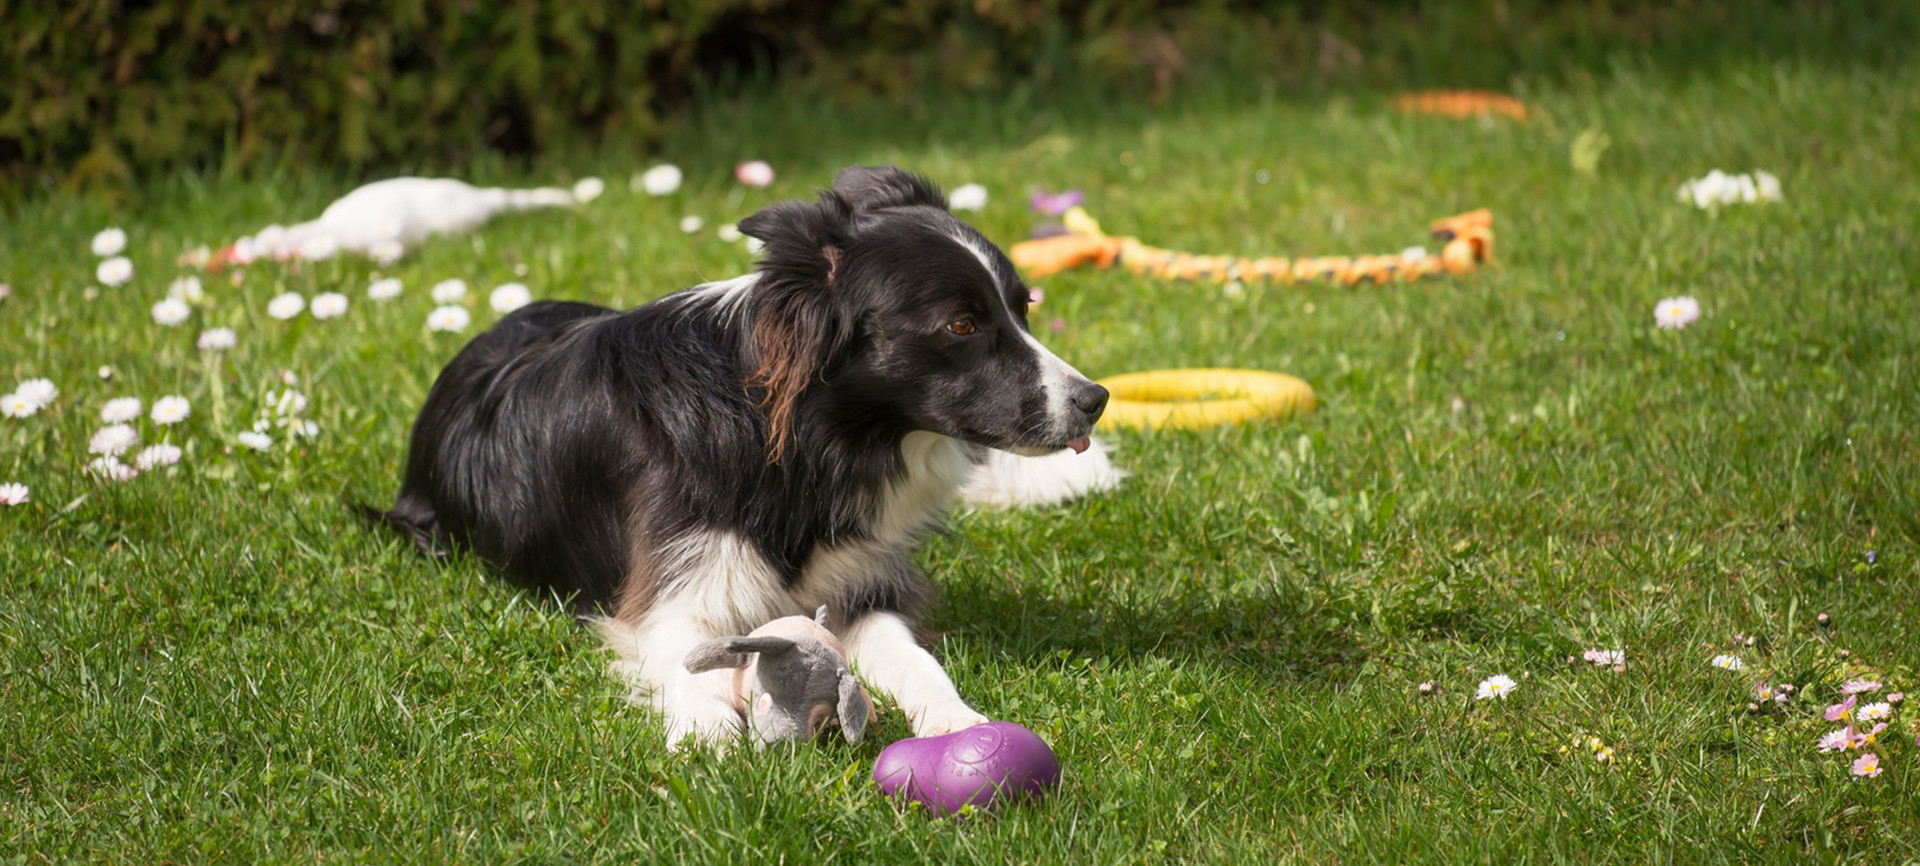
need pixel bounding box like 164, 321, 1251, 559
348, 494, 452, 559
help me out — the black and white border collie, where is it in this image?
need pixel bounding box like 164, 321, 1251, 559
369, 166, 1109, 747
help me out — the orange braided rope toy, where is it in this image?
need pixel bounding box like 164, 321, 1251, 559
1010, 207, 1494, 285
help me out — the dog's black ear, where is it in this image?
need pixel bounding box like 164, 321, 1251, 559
832, 165, 946, 212
739, 194, 859, 462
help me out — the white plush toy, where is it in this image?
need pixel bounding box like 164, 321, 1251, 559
197, 177, 595, 267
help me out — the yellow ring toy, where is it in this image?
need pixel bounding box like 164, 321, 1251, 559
1096, 368, 1316, 430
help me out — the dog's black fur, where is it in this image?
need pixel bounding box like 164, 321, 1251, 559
367, 166, 1107, 626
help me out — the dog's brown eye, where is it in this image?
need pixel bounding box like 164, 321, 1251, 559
946, 316, 977, 336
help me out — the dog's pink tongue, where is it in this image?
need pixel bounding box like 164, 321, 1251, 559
1066, 437, 1091, 454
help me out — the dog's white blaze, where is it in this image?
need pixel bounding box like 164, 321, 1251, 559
951, 232, 1090, 450
873, 431, 972, 542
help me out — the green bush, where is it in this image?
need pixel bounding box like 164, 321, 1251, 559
2, 0, 756, 187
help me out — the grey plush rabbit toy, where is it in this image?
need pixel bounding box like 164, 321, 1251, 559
683, 606, 874, 748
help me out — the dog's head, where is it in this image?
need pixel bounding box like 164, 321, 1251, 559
739, 165, 1107, 460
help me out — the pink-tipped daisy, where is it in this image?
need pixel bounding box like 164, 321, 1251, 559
1850, 722, 1888, 750
1816, 729, 1851, 753
133, 443, 183, 470
1824, 694, 1857, 722
734, 160, 775, 187
87, 457, 138, 482
1840, 679, 1881, 695
1583, 649, 1625, 666
89, 424, 138, 456
1857, 701, 1891, 721
1851, 752, 1882, 778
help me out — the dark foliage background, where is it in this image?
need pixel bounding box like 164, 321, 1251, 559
1, 0, 1901, 191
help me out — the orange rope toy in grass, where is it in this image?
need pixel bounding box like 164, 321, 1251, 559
1010, 207, 1493, 285
1394, 90, 1529, 122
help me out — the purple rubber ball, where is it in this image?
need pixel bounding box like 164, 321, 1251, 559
873, 721, 1061, 815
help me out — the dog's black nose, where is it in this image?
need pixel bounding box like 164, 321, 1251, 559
1071, 381, 1109, 420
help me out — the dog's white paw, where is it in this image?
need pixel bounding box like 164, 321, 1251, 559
663, 695, 745, 752
908, 702, 989, 738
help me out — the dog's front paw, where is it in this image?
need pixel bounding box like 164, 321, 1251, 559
663, 696, 745, 752
908, 702, 989, 738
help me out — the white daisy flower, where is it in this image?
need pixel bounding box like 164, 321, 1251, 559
97, 256, 134, 286
734, 160, 775, 187
89, 424, 138, 456
679, 215, 704, 234
1817, 728, 1851, 752
1710, 654, 1744, 671
237, 430, 273, 451
291, 419, 320, 439
167, 276, 204, 303
87, 456, 138, 482
0, 482, 27, 506
310, 292, 349, 320
1754, 170, 1783, 202
254, 225, 291, 256
92, 227, 127, 256
948, 183, 989, 211
134, 443, 183, 470
151, 297, 192, 326
427, 305, 471, 333
490, 282, 532, 313
1654, 296, 1701, 330
269, 389, 308, 418
101, 397, 142, 423
197, 328, 237, 352
1400, 246, 1429, 263
150, 395, 191, 425
297, 235, 340, 261
1, 393, 36, 418
15, 379, 56, 407
1475, 674, 1517, 700
716, 223, 743, 243
572, 177, 606, 203
267, 292, 306, 320
229, 237, 259, 265
638, 164, 683, 196
1857, 702, 1892, 722
369, 239, 405, 266
431, 279, 467, 303
368, 278, 403, 301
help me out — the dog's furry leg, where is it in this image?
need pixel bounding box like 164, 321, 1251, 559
841, 611, 987, 737
596, 610, 746, 751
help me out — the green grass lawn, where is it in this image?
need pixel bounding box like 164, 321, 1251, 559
6, 17, 1920, 864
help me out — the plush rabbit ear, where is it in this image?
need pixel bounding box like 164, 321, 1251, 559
683, 635, 799, 673
683, 637, 748, 673
837, 672, 870, 744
